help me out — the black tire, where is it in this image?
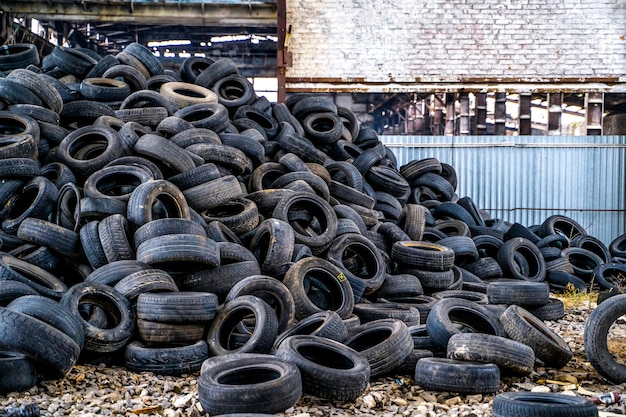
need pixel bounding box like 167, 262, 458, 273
584, 293, 626, 383
180, 260, 261, 302
206, 295, 279, 355
492, 392, 598, 417
200, 197, 260, 236
433, 202, 477, 226
57, 125, 124, 181
496, 237, 546, 282
84, 164, 155, 202
0, 280, 39, 306
125, 340, 208, 376
447, 333, 535, 375
411, 172, 455, 201
500, 305, 572, 368
400, 158, 442, 183
186, 143, 252, 175
0, 352, 38, 394
373, 273, 423, 298
526, 298, 566, 321
283, 257, 355, 319
273, 310, 348, 349
97, 214, 134, 263
198, 352, 302, 415
211, 74, 255, 112
426, 298, 503, 349
136, 319, 206, 344
352, 302, 421, 326
414, 357, 500, 394
134, 133, 196, 175
126, 179, 190, 231
0, 253, 68, 300
546, 270, 588, 293
486, 280, 550, 306
85, 259, 151, 286
326, 233, 386, 296
7, 294, 85, 349
0, 44, 40, 71
344, 318, 413, 377
274, 335, 369, 402
225, 275, 296, 334
302, 112, 344, 144
2, 175, 58, 235
272, 192, 338, 253
136, 291, 217, 323
113, 268, 178, 302
249, 218, 295, 275
80, 77, 131, 101
133, 217, 206, 249
539, 215, 587, 242
180, 176, 243, 213
463, 257, 503, 280
0, 307, 79, 378
561, 247, 604, 282
397, 267, 456, 291
135, 233, 220, 273
60, 281, 135, 353
437, 235, 479, 266
391, 241, 455, 272
16, 217, 79, 258
592, 262, 626, 291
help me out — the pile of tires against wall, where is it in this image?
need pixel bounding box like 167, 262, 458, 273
0, 42, 623, 414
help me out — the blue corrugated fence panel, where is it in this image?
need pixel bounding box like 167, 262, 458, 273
381, 135, 626, 245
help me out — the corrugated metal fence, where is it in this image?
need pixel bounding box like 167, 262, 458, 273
380, 135, 626, 245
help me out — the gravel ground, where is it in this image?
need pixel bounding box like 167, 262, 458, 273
2, 298, 626, 417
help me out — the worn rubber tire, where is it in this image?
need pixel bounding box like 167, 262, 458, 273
500, 305, 572, 368
415, 357, 500, 394
274, 335, 369, 402
492, 392, 598, 417
198, 352, 302, 415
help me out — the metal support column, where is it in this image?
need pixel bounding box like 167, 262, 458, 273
494, 92, 507, 135
475, 93, 487, 135
585, 92, 604, 135
276, 0, 290, 103
459, 92, 470, 136
518, 92, 532, 135
433, 94, 444, 136
445, 93, 455, 136
547, 92, 563, 135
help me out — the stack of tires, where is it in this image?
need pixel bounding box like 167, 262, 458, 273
0, 41, 623, 410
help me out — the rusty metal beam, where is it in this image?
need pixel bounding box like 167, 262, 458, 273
0, 1, 277, 26
285, 80, 626, 94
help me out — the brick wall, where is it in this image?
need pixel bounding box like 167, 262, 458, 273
285, 0, 626, 83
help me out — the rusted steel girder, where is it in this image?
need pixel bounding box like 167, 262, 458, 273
0, 0, 277, 26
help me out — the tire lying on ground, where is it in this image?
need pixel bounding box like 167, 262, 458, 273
274, 335, 370, 401
492, 392, 598, 417
198, 352, 302, 415
0, 351, 38, 394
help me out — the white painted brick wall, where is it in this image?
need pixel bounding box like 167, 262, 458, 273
286, 0, 626, 82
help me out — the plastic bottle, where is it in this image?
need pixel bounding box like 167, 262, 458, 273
592, 391, 621, 405
0, 403, 40, 417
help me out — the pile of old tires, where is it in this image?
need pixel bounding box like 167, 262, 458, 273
0, 41, 621, 413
